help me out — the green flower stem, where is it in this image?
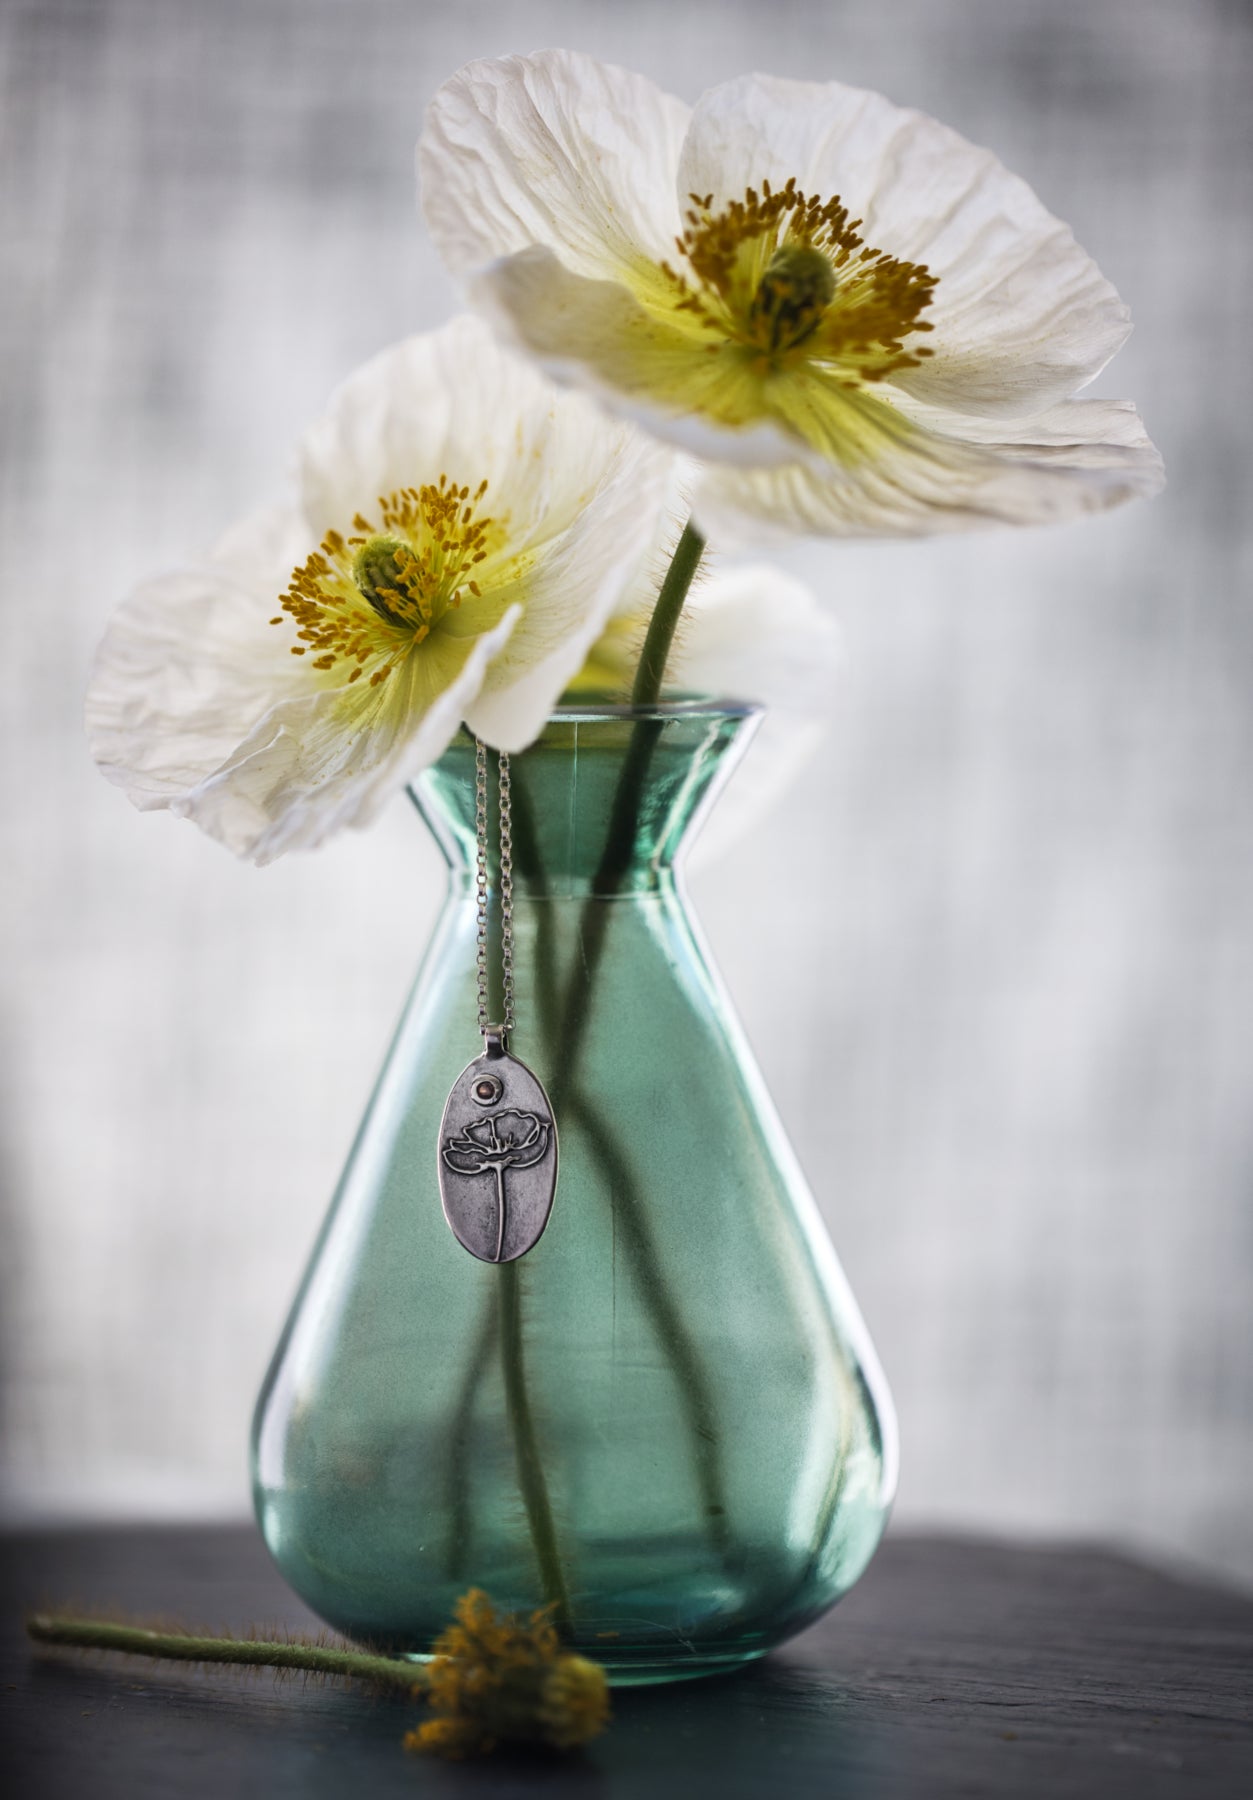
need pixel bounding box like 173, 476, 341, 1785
499, 1260, 572, 1628
544, 713, 663, 1107
442, 1286, 500, 1580
565, 1092, 730, 1556
543, 512, 732, 1552
797, 1350, 857, 1594
552, 519, 706, 1103
26, 1615, 419, 1690
511, 772, 732, 1558
442, 521, 713, 1606
481, 767, 572, 1627
630, 520, 706, 706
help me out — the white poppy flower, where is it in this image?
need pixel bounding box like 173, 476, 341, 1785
86, 316, 671, 864
420, 51, 1164, 541
567, 546, 841, 864
667, 564, 841, 867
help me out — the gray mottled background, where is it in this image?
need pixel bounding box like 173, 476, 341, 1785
2, 0, 1251, 1587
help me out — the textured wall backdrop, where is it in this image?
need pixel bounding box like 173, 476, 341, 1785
2, 0, 1251, 1587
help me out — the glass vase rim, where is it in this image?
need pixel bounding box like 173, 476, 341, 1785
493, 695, 763, 732
550, 695, 761, 723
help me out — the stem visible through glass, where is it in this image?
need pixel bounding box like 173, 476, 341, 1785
564, 1091, 730, 1555
499, 1261, 571, 1627
470, 796, 570, 1624
552, 518, 705, 1103
441, 520, 715, 1609
512, 765, 732, 1555
442, 1288, 498, 1580
548, 518, 734, 1550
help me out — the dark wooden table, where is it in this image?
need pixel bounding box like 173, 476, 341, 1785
3, 1524, 1250, 1797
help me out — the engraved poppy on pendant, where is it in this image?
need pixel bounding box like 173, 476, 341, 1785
438, 1051, 558, 1262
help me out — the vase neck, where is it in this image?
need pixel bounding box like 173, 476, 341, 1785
410, 705, 759, 897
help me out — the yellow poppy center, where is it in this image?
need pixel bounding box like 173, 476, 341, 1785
662, 178, 938, 382
272, 476, 496, 686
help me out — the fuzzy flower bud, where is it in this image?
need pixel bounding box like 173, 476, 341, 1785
402, 1589, 610, 1759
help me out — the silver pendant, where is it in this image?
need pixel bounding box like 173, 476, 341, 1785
438, 1032, 558, 1263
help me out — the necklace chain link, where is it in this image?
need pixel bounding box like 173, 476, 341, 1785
475, 737, 515, 1039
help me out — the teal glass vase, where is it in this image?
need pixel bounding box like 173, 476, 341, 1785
251, 703, 896, 1684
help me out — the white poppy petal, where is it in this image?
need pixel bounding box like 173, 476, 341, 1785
467, 435, 672, 749
300, 313, 628, 542
671, 564, 839, 713
300, 317, 510, 534
470, 248, 802, 467
681, 73, 1132, 416
668, 564, 841, 865
420, 49, 690, 280
86, 560, 306, 808
466, 452, 677, 748
177, 608, 520, 865
693, 394, 1164, 544
209, 502, 310, 592
562, 554, 840, 858
300, 313, 672, 553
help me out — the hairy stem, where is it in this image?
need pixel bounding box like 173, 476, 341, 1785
27, 1615, 420, 1690
631, 520, 706, 706
499, 1261, 572, 1628
547, 717, 659, 1104
550, 523, 704, 1100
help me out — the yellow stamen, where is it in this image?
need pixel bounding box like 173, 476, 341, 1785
271, 475, 497, 685
661, 178, 937, 382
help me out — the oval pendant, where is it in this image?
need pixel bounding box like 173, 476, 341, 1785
437, 1036, 558, 1263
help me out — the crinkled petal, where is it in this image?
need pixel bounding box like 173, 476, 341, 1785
300, 313, 672, 576
169, 608, 520, 864
420, 49, 690, 281
301, 316, 543, 536
680, 73, 1133, 417
86, 555, 306, 808
693, 392, 1165, 544
466, 428, 673, 748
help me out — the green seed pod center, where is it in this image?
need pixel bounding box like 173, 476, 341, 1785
352, 534, 412, 626
749, 243, 837, 351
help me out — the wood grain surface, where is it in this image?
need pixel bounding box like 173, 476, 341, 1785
3, 1525, 1250, 1798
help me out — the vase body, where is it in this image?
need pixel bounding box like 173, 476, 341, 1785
251, 704, 896, 1683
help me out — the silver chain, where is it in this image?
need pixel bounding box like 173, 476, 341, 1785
475, 737, 515, 1039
